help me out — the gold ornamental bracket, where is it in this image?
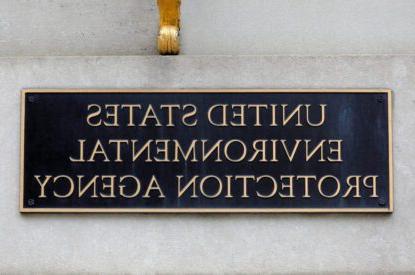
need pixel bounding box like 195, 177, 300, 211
157, 0, 181, 55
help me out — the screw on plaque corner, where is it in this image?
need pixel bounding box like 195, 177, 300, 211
376, 96, 384, 103
378, 197, 386, 206
27, 95, 37, 103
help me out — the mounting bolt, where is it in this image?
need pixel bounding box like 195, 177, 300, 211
28, 95, 37, 103
377, 96, 384, 103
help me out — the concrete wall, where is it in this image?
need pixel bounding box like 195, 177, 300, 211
1, 0, 415, 273
0, 55, 414, 273
1, 0, 415, 56
0, 0, 158, 56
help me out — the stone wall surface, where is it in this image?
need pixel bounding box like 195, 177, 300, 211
1, 0, 415, 56
0, 0, 158, 56
0, 55, 414, 273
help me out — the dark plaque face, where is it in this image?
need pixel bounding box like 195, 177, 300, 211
20, 89, 393, 213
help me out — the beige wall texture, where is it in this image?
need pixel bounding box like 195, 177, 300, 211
0, 55, 414, 273
1, 0, 415, 273
0, 0, 415, 56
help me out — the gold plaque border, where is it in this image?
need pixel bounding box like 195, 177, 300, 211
20, 89, 393, 213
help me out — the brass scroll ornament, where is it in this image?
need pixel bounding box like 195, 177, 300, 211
157, 0, 181, 55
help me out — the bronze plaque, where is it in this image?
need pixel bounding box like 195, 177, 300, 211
20, 89, 393, 213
